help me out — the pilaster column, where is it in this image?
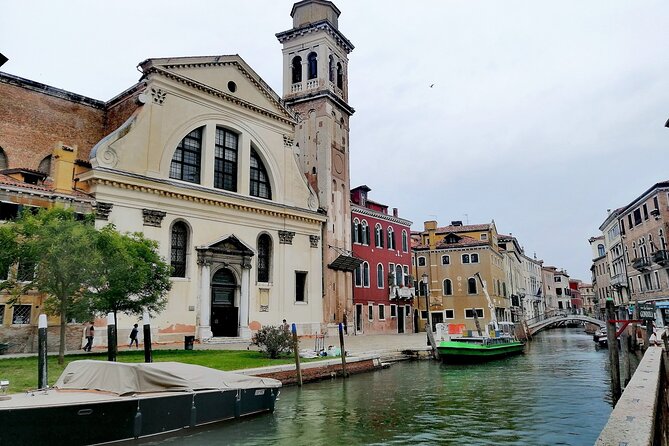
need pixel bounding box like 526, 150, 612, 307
198, 257, 213, 340
239, 258, 252, 339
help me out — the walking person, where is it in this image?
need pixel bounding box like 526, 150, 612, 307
83, 322, 94, 352
129, 323, 139, 348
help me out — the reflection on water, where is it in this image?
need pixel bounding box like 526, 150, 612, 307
147, 328, 611, 446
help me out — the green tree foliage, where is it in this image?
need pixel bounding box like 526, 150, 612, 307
251, 325, 296, 359
88, 225, 171, 330
0, 208, 101, 364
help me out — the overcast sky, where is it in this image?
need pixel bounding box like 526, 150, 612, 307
2, 0, 668, 281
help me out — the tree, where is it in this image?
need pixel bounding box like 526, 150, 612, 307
251, 325, 297, 359
88, 225, 171, 336
0, 208, 101, 364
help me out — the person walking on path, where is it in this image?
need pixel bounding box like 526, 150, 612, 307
129, 324, 139, 348
83, 322, 94, 352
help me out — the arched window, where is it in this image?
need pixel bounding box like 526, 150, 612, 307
363, 262, 370, 287
291, 56, 302, 83
170, 222, 188, 277
497, 280, 501, 296
38, 155, 52, 176
336, 62, 343, 89
361, 221, 369, 245
395, 264, 403, 286
250, 148, 271, 199
352, 219, 360, 244
307, 52, 318, 80
377, 263, 384, 288
443, 279, 453, 296
441, 255, 450, 265
462, 254, 470, 264
402, 230, 408, 252
170, 127, 202, 184
214, 127, 238, 192
375, 224, 384, 248
257, 234, 272, 283
328, 55, 335, 82
471, 253, 479, 263
468, 277, 477, 294
0, 147, 7, 170
387, 227, 395, 250
597, 244, 605, 257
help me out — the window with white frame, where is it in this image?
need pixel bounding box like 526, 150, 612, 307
445, 309, 455, 319
354, 264, 362, 287
465, 308, 484, 319
375, 224, 384, 248
377, 264, 384, 288
462, 254, 470, 264
443, 279, 453, 295
480, 233, 488, 241
471, 253, 479, 263
387, 227, 396, 250
418, 256, 426, 266
352, 219, 360, 244
441, 255, 450, 265
403, 266, 410, 286
361, 220, 369, 246
379, 304, 386, 320
390, 305, 397, 318
468, 277, 477, 294
363, 262, 370, 287
402, 230, 408, 252
368, 305, 373, 321
655, 271, 661, 290
405, 306, 410, 316
395, 264, 403, 286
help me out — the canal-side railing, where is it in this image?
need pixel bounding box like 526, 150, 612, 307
595, 346, 668, 446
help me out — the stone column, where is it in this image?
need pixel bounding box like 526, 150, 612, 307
239, 259, 251, 339
198, 258, 213, 340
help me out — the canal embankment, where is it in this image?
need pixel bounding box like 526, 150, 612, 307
596, 346, 669, 446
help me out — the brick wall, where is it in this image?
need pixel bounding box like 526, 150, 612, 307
0, 324, 83, 354
255, 358, 380, 385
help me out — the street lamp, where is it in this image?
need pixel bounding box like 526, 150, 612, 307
421, 273, 431, 332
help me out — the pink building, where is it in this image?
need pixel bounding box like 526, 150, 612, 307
350, 186, 414, 334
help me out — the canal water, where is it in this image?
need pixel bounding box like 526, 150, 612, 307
147, 328, 612, 446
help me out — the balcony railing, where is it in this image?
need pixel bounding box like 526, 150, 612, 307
632, 256, 652, 271
610, 273, 627, 288
652, 250, 669, 267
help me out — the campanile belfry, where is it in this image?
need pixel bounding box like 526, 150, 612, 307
277, 0, 355, 332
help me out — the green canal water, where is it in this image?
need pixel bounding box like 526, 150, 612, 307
148, 328, 612, 446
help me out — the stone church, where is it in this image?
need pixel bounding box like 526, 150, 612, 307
0, 0, 355, 346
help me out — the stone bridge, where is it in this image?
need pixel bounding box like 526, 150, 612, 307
526, 312, 605, 336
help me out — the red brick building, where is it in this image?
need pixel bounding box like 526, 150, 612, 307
350, 185, 414, 334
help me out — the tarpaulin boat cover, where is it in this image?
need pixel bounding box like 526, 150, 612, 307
54, 360, 281, 396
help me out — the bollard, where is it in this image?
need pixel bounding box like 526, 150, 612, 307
37, 314, 48, 389
338, 323, 348, 378
107, 312, 117, 362
292, 324, 302, 387
142, 310, 153, 363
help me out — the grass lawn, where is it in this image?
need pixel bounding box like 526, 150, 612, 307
0, 349, 306, 393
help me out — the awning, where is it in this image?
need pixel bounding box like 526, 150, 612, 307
328, 255, 363, 272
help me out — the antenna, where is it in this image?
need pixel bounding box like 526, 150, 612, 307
464, 214, 469, 225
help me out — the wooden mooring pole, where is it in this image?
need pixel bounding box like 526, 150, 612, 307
338, 323, 348, 378
606, 299, 621, 403
292, 323, 302, 387
37, 314, 48, 389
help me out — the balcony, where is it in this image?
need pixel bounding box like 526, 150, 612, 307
652, 250, 669, 267
610, 273, 627, 288
632, 256, 652, 271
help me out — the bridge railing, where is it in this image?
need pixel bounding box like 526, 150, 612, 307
524, 310, 567, 327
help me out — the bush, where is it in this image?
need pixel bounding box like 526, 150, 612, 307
251, 325, 296, 359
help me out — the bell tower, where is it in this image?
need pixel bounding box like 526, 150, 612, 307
277, 0, 355, 332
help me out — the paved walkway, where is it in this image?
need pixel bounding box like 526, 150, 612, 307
0, 333, 431, 360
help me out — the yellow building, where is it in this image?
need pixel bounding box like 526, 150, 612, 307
412, 220, 510, 332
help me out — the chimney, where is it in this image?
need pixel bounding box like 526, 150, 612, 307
52, 143, 77, 193
451, 220, 463, 226
392, 208, 398, 217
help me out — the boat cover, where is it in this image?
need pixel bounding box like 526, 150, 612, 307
54, 360, 281, 396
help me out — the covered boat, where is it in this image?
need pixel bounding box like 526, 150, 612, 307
0, 360, 281, 445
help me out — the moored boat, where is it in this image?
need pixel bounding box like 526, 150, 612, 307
0, 360, 281, 445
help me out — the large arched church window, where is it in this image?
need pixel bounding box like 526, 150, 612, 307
257, 233, 272, 283
214, 127, 238, 192
250, 148, 272, 199
307, 52, 318, 80
0, 147, 7, 170
291, 56, 302, 83
170, 222, 188, 277
170, 127, 202, 184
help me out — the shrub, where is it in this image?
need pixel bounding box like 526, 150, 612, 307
251, 325, 296, 359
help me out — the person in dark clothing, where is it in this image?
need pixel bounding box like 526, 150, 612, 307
129, 324, 139, 348
83, 322, 94, 352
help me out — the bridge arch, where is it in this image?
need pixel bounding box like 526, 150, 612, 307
527, 313, 605, 336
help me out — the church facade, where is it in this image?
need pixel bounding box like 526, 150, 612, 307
0, 0, 355, 345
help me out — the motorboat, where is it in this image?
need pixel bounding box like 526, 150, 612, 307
0, 360, 281, 445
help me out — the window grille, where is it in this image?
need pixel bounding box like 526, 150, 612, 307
12, 305, 31, 325
170, 222, 188, 277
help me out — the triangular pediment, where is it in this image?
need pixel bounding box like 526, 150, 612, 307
200, 235, 254, 255
139, 55, 293, 122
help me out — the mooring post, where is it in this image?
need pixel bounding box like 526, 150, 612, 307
338, 322, 348, 378
619, 307, 631, 387
606, 299, 621, 403
292, 323, 302, 387
107, 312, 117, 362
142, 310, 152, 363
37, 314, 48, 389
632, 300, 640, 352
